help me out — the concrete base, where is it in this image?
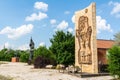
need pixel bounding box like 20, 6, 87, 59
69, 72, 110, 78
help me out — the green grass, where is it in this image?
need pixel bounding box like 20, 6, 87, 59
0, 75, 13, 80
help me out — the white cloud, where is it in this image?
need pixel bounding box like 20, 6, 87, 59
34, 2, 48, 11
4, 42, 10, 48
0, 24, 33, 39
0, 42, 15, 50
25, 12, 48, 21
64, 11, 70, 14
0, 46, 3, 50
109, 1, 120, 18
67, 28, 73, 33
96, 16, 113, 34
17, 44, 29, 50
50, 19, 56, 24
39, 42, 45, 47
56, 20, 68, 30
72, 15, 75, 23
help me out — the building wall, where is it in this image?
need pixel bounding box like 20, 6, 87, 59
98, 49, 108, 65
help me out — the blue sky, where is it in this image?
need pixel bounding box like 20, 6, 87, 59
0, 0, 120, 50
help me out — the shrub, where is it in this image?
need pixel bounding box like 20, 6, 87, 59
34, 56, 51, 68
0, 49, 14, 61
20, 51, 29, 62
108, 46, 120, 79
34, 46, 56, 65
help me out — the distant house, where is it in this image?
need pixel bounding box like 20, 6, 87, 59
97, 39, 115, 65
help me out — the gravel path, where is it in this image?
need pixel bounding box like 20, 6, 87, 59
0, 62, 113, 80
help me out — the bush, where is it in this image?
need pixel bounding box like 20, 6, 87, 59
34, 46, 56, 65
20, 51, 29, 62
34, 56, 51, 68
5, 53, 14, 61
0, 49, 14, 61
108, 46, 120, 79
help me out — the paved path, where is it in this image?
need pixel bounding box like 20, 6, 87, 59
0, 62, 113, 80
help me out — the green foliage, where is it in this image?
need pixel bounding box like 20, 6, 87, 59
34, 46, 56, 65
0, 49, 7, 61
108, 46, 120, 79
14, 50, 21, 57
5, 49, 14, 61
19, 51, 29, 62
0, 49, 14, 61
58, 51, 73, 65
0, 48, 30, 62
49, 31, 75, 66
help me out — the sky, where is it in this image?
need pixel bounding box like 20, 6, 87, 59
0, 0, 120, 50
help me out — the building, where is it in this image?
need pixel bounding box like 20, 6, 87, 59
97, 39, 115, 65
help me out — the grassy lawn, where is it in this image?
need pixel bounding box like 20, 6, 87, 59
0, 75, 13, 80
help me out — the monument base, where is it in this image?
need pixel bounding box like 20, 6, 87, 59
68, 72, 110, 78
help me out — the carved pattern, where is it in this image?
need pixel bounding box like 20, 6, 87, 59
76, 16, 92, 64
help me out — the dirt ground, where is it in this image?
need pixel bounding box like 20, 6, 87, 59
0, 62, 113, 80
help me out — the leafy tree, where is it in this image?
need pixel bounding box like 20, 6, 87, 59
114, 31, 120, 46
0, 48, 7, 61
49, 31, 75, 66
108, 46, 120, 79
19, 51, 29, 62
5, 49, 14, 61
0, 48, 14, 61
14, 50, 21, 57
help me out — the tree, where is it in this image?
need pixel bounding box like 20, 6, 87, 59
0, 48, 7, 61
0, 48, 14, 61
19, 51, 29, 62
49, 31, 75, 66
108, 46, 120, 79
5, 49, 14, 61
114, 31, 120, 46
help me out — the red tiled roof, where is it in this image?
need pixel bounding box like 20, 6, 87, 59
97, 39, 115, 49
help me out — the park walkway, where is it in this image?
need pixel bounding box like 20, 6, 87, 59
0, 62, 113, 80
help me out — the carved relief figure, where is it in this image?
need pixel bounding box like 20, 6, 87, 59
76, 15, 92, 64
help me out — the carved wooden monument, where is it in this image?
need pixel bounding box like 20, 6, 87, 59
75, 3, 98, 73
